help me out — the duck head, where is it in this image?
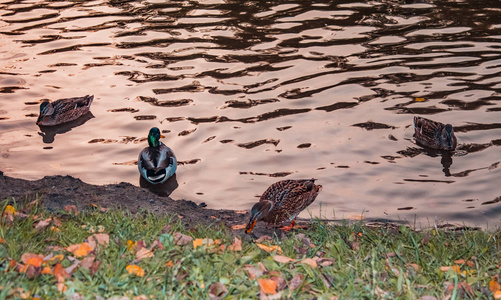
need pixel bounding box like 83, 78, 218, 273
442, 124, 455, 150
245, 200, 273, 234
147, 127, 165, 148
36, 102, 54, 125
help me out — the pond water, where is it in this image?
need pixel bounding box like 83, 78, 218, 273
0, 0, 500, 228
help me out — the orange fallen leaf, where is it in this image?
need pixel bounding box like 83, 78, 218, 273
2, 205, 16, 215
495, 290, 501, 299
66, 242, 93, 257
193, 239, 204, 249
257, 278, 277, 295
136, 247, 154, 260
415, 97, 426, 102
256, 243, 283, 254
231, 224, 246, 230
454, 259, 465, 264
44, 254, 64, 264
235, 210, 247, 214
490, 279, 501, 293
300, 258, 318, 268
0, 237, 5, 244
126, 265, 145, 277
452, 265, 461, 274
126, 240, 137, 251
166, 260, 174, 267
273, 255, 294, 264
56, 282, 66, 292
22, 254, 44, 268
53, 263, 69, 282
41, 266, 52, 274
64, 205, 78, 215
227, 237, 242, 251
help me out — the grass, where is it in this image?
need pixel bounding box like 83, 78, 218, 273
1, 199, 501, 299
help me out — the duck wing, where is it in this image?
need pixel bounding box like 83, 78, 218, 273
51, 95, 94, 124
413, 116, 444, 148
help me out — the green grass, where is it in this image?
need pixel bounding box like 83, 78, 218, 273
1, 200, 501, 299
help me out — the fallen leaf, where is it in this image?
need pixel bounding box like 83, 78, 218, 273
126, 240, 137, 251
166, 260, 174, 267
300, 258, 317, 268
149, 239, 164, 251
257, 278, 277, 295
209, 282, 228, 300
133, 296, 148, 300
88, 233, 109, 248
44, 254, 64, 264
21, 253, 44, 268
53, 263, 69, 282
495, 290, 501, 299
0, 237, 5, 244
24, 265, 41, 278
440, 266, 451, 272
173, 232, 193, 245
80, 256, 95, 270
273, 255, 294, 264
227, 237, 242, 251
64, 205, 78, 215
408, 263, 420, 272
454, 259, 465, 264
320, 258, 335, 267
66, 243, 93, 257
415, 97, 426, 102
193, 239, 204, 249
256, 243, 283, 254
2, 205, 16, 215
289, 274, 304, 291
136, 247, 154, 260
490, 279, 501, 293
235, 210, 247, 214
56, 282, 66, 293
256, 235, 273, 243
41, 266, 52, 274
34, 218, 52, 229
244, 265, 264, 280
126, 265, 145, 277
231, 224, 246, 230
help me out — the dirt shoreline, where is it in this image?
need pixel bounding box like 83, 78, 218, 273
0, 171, 250, 230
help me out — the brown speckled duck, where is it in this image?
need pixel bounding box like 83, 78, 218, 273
245, 179, 322, 234
36, 95, 94, 126
413, 116, 457, 151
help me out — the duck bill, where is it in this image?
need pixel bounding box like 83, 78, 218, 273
245, 220, 257, 234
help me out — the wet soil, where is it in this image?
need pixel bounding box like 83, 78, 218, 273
0, 171, 252, 231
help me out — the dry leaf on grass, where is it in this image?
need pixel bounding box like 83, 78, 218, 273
244, 265, 264, 280
2, 205, 16, 215
495, 291, 501, 299
88, 233, 109, 248
273, 255, 293, 264
231, 224, 246, 230
256, 243, 283, 254
173, 232, 193, 245
80, 256, 95, 270
41, 266, 52, 274
21, 253, 44, 268
208, 282, 228, 300
53, 263, 70, 282
0, 237, 5, 244
257, 278, 277, 295
300, 258, 317, 268
34, 218, 52, 230
56, 282, 66, 293
289, 274, 304, 291
64, 205, 78, 215
227, 237, 242, 251
66, 243, 93, 257
490, 279, 501, 293
126, 265, 145, 277
126, 240, 137, 251
136, 248, 154, 260
166, 260, 174, 267
255, 235, 273, 243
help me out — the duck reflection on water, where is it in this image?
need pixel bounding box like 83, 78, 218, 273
37, 112, 94, 143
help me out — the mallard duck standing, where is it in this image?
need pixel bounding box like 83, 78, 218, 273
36, 95, 94, 126
245, 179, 322, 234
413, 116, 457, 151
138, 127, 177, 184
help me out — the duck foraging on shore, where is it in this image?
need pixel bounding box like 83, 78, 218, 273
413, 116, 457, 151
138, 127, 177, 184
245, 179, 322, 234
36, 95, 94, 126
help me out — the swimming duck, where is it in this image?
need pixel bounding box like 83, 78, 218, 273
36, 95, 94, 126
138, 127, 177, 184
413, 116, 457, 151
245, 179, 322, 234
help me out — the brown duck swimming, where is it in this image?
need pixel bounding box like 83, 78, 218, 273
413, 116, 457, 151
245, 179, 322, 234
37, 95, 93, 126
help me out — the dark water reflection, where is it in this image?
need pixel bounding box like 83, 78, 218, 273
0, 0, 500, 228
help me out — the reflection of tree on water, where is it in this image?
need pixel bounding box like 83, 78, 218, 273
38, 113, 94, 144
139, 173, 178, 197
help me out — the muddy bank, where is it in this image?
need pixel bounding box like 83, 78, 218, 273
0, 171, 250, 230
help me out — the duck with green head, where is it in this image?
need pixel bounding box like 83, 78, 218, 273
37, 95, 93, 126
245, 179, 322, 234
138, 127, 177, 184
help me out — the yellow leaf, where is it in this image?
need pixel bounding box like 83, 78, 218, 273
231, 224, 246, 230
126, 265, 145, 277
257, 278, 277, 295
495, 290, 501, 299
490, 280, 501, 293
415, 97, 426, 102
66, 242, 93, 257
126, 240, 137, 251
256, 243, 283, 254
2, 205, 16, 215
